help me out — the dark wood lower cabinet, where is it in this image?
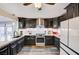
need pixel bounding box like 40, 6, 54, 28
0, 36, 24, 55
45, 36, 60, 50
24, 36, 36, 45
10, 42, 17, 55
54, 37, 60, 50
45, 36, 55, 45
17, 39, 24, 53
24, 36, 55, 46
10, 37, 24, 55
0, 46, 8, 55
0, 36, 60, 55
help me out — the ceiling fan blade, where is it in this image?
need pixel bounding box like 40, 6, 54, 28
23, 3, 32, 6
46, 3, 55, 5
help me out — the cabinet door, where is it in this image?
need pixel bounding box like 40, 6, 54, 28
45, 36, 54, 45
0, 46, 8, 55
24, 36, 35, 45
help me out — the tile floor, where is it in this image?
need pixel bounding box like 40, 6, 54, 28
18, 45, 60, 55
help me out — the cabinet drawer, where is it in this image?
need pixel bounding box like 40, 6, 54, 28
0, 46, 8, 55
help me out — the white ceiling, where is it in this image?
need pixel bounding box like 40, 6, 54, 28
0, 3, 69, 18
0, 16, 15, 22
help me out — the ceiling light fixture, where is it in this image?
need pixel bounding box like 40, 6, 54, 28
34, 3, 42, 10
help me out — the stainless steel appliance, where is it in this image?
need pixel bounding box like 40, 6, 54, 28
36, 33, 45, 46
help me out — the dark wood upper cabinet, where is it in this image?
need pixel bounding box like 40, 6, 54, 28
59, 3, 79, 22
18, 17, 36, 28
73, 4, 79, 17
65, 3, 79, 19
44, 18, 53, 28
58, 13, 67, 22
18, 17, 26, 28
44, 18, 59, 28
26, 19, 36, 28
67, 4, 73, 19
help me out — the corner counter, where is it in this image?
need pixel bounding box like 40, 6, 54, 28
0, 35, 25, 55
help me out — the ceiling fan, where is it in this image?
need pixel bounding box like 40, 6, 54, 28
23, 3, 55, 10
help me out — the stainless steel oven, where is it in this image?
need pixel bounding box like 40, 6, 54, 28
36, 34, 45, 46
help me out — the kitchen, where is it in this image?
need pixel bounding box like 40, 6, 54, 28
0, 17, 60, 55
0, 3, 69, 55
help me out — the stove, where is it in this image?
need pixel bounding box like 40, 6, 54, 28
36, 33, 45, 46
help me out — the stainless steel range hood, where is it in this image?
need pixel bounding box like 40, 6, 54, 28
36, 18, 44, 28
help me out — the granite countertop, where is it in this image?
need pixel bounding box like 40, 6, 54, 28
0, 35, 25, 48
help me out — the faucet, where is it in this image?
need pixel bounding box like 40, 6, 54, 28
13, 31, 19, 37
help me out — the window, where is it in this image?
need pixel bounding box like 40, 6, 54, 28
6, 24, 13, 41
0, 23, 13, 41
0, 24, 5, 41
